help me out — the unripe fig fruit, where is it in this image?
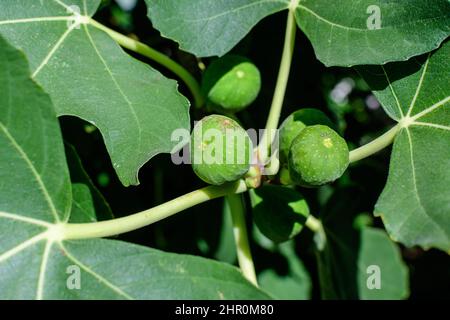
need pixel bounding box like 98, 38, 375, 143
279, 109, 335, 164
289, 125, 349, 187
191, 115, 253, 185
202, 55, 261, 112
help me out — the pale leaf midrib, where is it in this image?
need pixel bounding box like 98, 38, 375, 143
0, 211, 51, 227
297, 4, 449, 33
410, 96, 450, 121
393, 129, 449, 242
0, 122, 60, 222
412, 122, 450, 131
0, 232, 47, 263
59, 243, 134, 300
381, 65, 403, 119
32, 26, 75, 78
82, 23, 143, 157
72, 199, 96, 222
36, 240, 53, 300
406, 54, 431, 117
0, 16, 73, 25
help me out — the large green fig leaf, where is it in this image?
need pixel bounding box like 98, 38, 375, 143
317, 188, 409, 299
146, 0, 449, 66
0, 0, 190, 186
295, 0, 450, 66
0, 36, 269, 300
358, 41, 450, 251
146, 0, 290, 57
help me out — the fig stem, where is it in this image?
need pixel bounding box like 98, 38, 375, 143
349, 124, 401, 163
257, 8, 297, 164
61, 180, 247, 240
226, 194, 258, 286
305, 215, 323, 233
88, 18, 204, 108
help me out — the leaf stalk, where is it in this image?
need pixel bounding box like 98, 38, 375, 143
349, 124, 400, 163
62, 181, 247, 240
257, 8, 297, 165
226, 194, 258, 286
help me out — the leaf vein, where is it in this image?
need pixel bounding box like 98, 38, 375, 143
36, 241, 53, 300
0, 232, 47, 263
406, 53, 431, 117
411, 122, 450, 131
60, 243, 134, 300
0, 211, 51, 227
0, 123, 60, 222
411, 96, 450, 121
0, 16, 73, 26
381, 66, 404, 119
179, 0, 288, 23
32, 26, 75, 78
82, 24, 143, 156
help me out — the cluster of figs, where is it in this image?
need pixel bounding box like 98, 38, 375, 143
191, 55, 350, 187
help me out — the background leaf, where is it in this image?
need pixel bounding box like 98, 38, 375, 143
250, 185, 309, 243
65, 143, 113, 222
358, 41, 450, 250
317, 188, 409, 299
70, 184, 97, 223
0, 35, 271, 300
146, 0, 290, 57
0, 0, 190, 186
295, 0, 450, 66
212, 199, 238, 264
259, 242, 311, 300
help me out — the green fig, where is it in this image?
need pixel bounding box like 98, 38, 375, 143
289, 125, 349, 187
191, 115, 253, 185
202, 55, 261, 112
279, 109, 335, 164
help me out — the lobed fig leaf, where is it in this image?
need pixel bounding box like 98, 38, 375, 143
289, 125, 349, 187
202, 55, 261, 112
191, 115, 253, 185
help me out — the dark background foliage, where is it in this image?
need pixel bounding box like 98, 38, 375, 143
59, 0, 450, 299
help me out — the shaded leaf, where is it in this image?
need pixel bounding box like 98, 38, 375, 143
250, 185, 309, 243
65, 143, 113, 222
213, 199, 238, 264
317, 188, 409, 299
259, 242, 311, 300
70, 184, 97, 223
